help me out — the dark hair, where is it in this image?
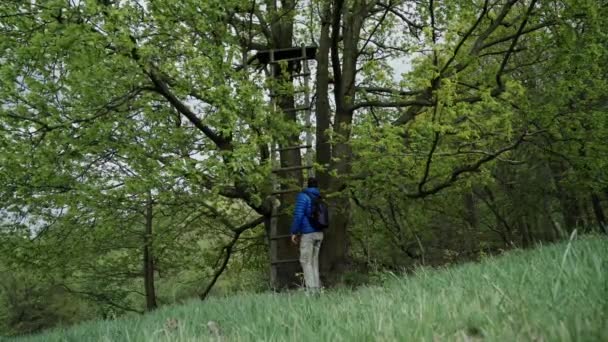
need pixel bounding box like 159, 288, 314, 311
307, 177, 319, 188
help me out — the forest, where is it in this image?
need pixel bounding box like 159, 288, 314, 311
0, 0, 606, 336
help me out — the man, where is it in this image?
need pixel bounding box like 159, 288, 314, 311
290, 177, 323, 291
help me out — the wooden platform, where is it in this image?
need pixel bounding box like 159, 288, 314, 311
253, 46, 317, 64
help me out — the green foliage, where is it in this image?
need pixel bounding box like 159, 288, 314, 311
0, 0, 275, 330
347, 0, 608, 272
0, 268, 98, 336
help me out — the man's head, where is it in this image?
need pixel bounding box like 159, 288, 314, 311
307, 177, 319, 188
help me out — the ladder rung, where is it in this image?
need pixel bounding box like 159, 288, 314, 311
272, 165, 313, 173
283, 106, 311, 112
272, 144, 312, 152
271, 189, 301, 196
269, 57, 306, 63
271, 258, 299, 265
269, 88, 307, 98
269, 234, 292, 240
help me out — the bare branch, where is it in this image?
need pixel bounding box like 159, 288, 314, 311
418, 132, 441, 194
427, 0, 441, 80
471, 0, 519, 54
199, 216, 265, 300
479, 47, 526, 57
359, 5, 391, 56
351, 98, 433, 112
406, 129, 533, 198
146, 68, 232, 151
440, 0, 489, 76
474, 186, 515, 238
377, 2, 424, 30
365, 38, 411, 54
496, 0, 539, 91
481, 21, 555, 51
253, 6, 272, 40
356, 86, 423, 96
59, 284, 143, 314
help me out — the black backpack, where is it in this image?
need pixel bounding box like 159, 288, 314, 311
304, 192, 329, 230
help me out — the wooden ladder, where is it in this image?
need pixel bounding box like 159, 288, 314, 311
267, 45, 315, 288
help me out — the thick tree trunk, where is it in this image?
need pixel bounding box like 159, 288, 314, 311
314, 1, 348, 285
542, 191, 562, 240
318, 1, 367, 285
522, 220, 534, 247
591, 193, 607, 234
315, 0, 332, 190
476, 185, 514, 247
558, 190, 581, 231
463, 189, 478, 257
143, 192, 157, 311
549, 161, 582, 233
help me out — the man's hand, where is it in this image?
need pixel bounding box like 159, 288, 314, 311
291, 234, 300, 245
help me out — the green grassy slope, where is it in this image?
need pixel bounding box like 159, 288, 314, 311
11, 235, 608, 342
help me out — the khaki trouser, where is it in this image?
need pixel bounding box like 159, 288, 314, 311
299, 231, 324, 289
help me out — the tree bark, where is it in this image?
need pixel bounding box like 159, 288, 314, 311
315, 0, 332, 190
591, 193, 607, 234
463, 188, 478, 257
549, 161, 582, 233
143, 192, 157, 311
318, 0, 368, 284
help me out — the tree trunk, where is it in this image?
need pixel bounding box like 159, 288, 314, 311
463, 189, 478, 258
549, 161, 581, 233
591, 193, 607, 234
559, 190, 581, 231
318, 0, 368, 285
315, 0, 332, 190
143, 192, 157, 311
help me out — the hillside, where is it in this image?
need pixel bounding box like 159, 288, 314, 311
10, 235, 607, 342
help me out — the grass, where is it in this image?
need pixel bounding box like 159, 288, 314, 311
8, 234, 608, 341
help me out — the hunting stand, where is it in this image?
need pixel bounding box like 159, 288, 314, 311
252, 45, 317, 289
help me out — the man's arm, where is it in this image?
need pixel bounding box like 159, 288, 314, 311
290, 192, 308, 236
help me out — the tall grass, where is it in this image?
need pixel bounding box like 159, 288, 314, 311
9, 234, 607, 341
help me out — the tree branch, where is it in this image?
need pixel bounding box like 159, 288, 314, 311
377, 2, 424, 30
406, 129, 533, 198
481, 21, 555, 51
471, 0, 519, 54
419, 131, 440, 194
146, 68, 232, 151
440, 0, 489, 76
496, 0, 538, 91
59, 284, 143, 314
331, 0, 344, 108
356, 86, 423, 97
359, 4, 391, 56
350, 98, 433, 112
474, 186, 514, 237
199, 216, 265, 300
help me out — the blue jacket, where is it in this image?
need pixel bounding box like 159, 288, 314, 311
290, 187, 320, 235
